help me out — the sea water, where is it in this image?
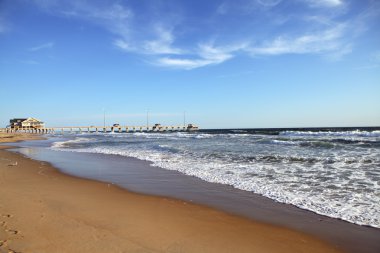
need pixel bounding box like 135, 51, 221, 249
50, 128, 380, 228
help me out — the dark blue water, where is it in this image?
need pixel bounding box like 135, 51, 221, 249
43, 127, 380, 228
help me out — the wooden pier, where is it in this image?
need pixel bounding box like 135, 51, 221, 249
0, 124, 198, 134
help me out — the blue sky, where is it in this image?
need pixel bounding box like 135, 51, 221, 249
0, 0, 379, 128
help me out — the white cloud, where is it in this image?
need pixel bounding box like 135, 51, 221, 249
372, 51, 380, 62
142, 25, 183, 55
324, 43, 352, 61
35, 0, 133, 21
114, 25, 183, 55
0, 16, 9, 33
20, 60, 39, 65
34, 0, 183, 56
113, 39, 135, 52
354, 50, 380, 70
29, 42, 54, 51
0, 24, 6, 33
247, 24, 347, 56
156, 58, 210, 70
303, 15, 334, 26
90, 3, 132, 20
256, 0, 283, 7
216, 2, 229, 15
33, 0, 133, 42
29, 0, 364, 70
305, 0, 343, 8
156, 43, 246, 70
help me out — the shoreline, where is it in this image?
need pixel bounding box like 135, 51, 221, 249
0, 132, 45, 143
1, 133, 379, 252
0, 144, 342, 253
11, 145, 380, 253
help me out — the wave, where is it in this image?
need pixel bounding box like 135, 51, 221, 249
48, 132, 380, 228
51, 137, 95, 148
50, 145, 380, 228
230, 129, 248, 133
280, 130, 380, 138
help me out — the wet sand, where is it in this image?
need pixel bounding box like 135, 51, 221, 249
0, 134, 342, 253
0, 132, 44, 143
10, 142, 380, 253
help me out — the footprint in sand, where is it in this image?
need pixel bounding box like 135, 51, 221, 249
5, 229, 19, 235
1, 237, 25, 253
0, 214, 11, 229
7, 162, 18, 167
7, 249, 21, 253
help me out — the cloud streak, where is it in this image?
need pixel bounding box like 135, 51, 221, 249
29, 42, 54, 51
156, 22, 351, 69
30, 0, 372, 70
248, 24, 347, 55
0, 16, 9, 33
20, 60, 39, 65
156, 43, 247, 69
115, 25, 183, 55
304, 0, 343, 8
256, 0, 283, 7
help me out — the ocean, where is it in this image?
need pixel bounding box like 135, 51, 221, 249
46, 127, 380, 228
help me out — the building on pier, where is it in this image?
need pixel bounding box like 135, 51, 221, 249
9, 117, 45, 129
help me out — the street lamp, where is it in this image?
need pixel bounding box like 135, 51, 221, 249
103, 108, 106, 128
146, 109, 149, 131
183, 111, 186, 127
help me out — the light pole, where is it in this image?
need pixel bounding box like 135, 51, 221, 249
183, 111, 186, 127
146, 109, 149, 131
103, 108, 105, 128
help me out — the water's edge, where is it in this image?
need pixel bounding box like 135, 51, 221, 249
6, 140, 380, 253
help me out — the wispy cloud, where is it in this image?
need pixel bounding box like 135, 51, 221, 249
304, 0, 343, 8
29, 42, 54, 52
20, 60, 39, 65
0, 16, 9, 33
88, 3, 132, 20
216, 2, 229, 15
34, 0, 183, 57
113, 39, 134, 52
0, 24, 6, 33
29, 0, 374, 70
372, 51, 380, 63
115, 25, 183, 55
156, 43, 246, 69
34, 0, 133, 41
143, 25, 183, 55
256, 0, 283, 7
355, 50, 380, 70
324, 43, 352, 61
247, 24, 347, 56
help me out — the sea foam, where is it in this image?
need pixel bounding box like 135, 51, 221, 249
51, 129, 380, 228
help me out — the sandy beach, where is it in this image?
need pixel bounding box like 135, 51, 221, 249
0, 133, 344, 253
0, 133, 44, 143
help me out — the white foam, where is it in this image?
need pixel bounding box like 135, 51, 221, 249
271, 140, 298, 145
49, 132, 380, 228
280, 130, 380, 138
51, 137, 95, 148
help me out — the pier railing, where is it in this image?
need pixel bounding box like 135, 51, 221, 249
0, 125, 195, 134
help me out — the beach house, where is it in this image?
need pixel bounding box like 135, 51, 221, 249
9, 117, 45, 129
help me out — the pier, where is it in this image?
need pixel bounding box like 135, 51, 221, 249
0, 124, 198, 134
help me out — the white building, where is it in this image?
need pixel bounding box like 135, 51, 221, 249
9, 117, 45, 129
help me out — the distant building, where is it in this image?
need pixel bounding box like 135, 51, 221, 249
186, 124, 199, 131
9, 117, 45, 129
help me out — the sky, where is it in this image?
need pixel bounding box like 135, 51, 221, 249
0, 0, 379, 129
